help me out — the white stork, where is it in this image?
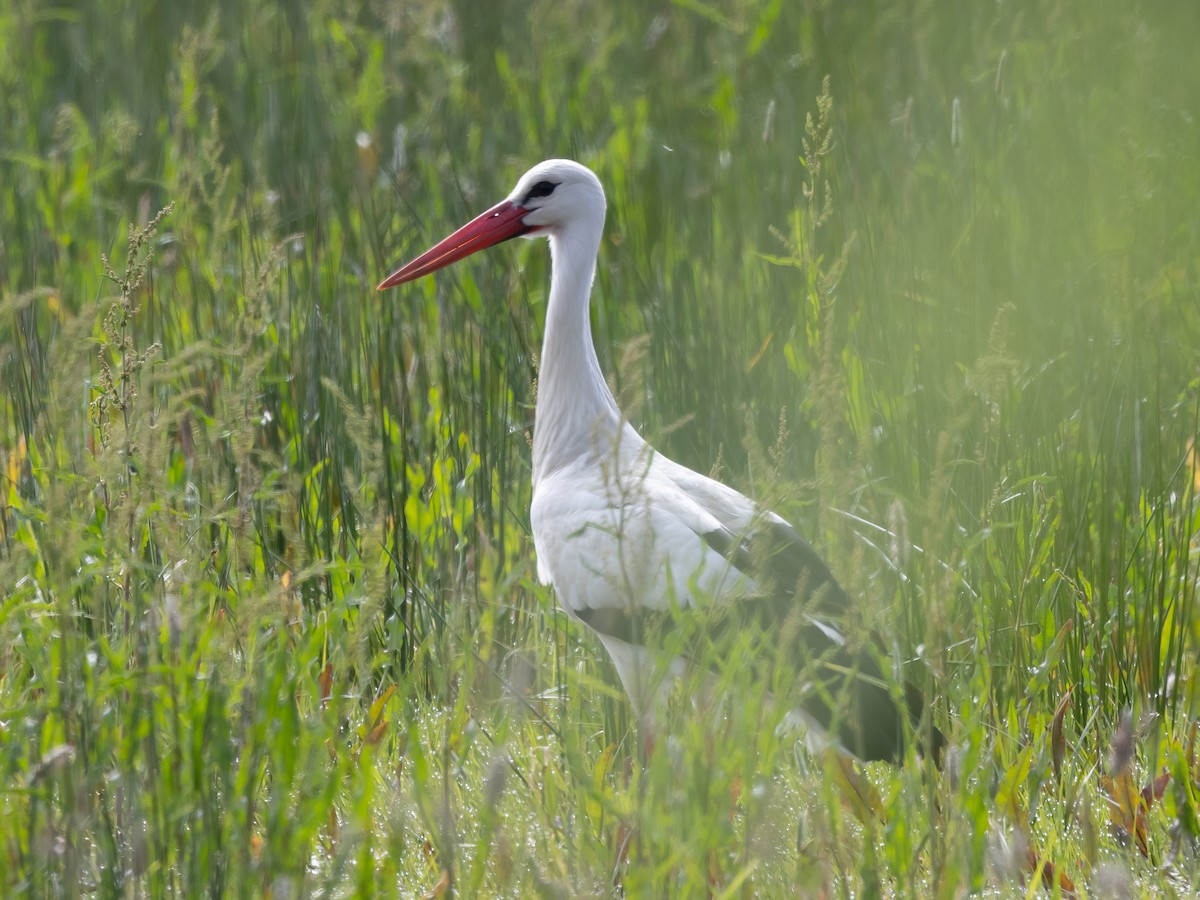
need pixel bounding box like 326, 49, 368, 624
379, 159, 943, 765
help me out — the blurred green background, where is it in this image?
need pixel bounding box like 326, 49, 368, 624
2, 0, 1199, 894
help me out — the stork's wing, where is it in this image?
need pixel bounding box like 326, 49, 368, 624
531, 441, 941, 764
650, 452, 944, 761
693, 514, 916, 762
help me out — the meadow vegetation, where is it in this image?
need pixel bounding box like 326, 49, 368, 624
2, 0, 1199, 895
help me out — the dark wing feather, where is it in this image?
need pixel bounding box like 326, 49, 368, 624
703, 519, 944, 764
572, 511, 944, 764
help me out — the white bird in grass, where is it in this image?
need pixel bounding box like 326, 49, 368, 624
379, 159, 943, 765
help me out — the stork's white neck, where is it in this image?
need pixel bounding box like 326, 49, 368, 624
531, 219, 621, 486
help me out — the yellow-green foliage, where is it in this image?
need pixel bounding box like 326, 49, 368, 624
2, 0, 1199, 895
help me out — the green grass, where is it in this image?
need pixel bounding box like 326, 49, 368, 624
2, 0, 1199, 895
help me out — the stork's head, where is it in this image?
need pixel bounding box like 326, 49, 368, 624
378, 159, 605, 290
504, 159, 606, 236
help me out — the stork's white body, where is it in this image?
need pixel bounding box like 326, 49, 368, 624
379, 160, 938, 764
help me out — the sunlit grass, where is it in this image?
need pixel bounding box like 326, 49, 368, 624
2, 0, 1199, 895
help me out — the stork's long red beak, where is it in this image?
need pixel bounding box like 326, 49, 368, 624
377, 199, 532, 290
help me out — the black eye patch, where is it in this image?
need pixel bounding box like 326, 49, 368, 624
524, 180, 558, 202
